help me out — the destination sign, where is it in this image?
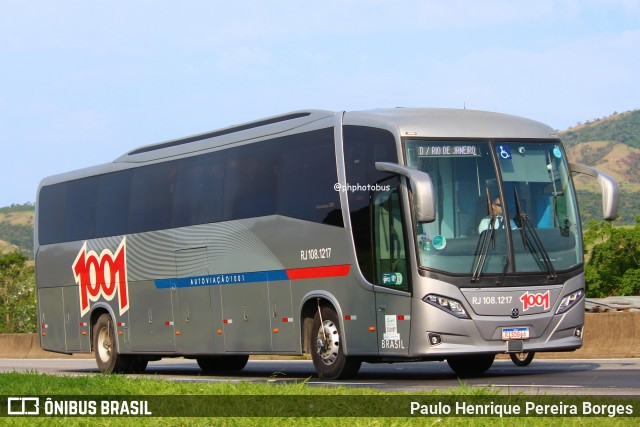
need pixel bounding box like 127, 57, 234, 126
417, 145, 481, 157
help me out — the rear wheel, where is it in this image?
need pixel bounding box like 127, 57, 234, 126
126, 357, 148, 373
93, 313, 132, 374
197, 355, 249, 373
311, 306, 361, 379
510, 352, 535, 367
447, 354, 495, 377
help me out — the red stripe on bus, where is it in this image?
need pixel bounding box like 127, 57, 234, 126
286, 264, 350, 280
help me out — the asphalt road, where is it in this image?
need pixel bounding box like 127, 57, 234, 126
2, 357, 640, 395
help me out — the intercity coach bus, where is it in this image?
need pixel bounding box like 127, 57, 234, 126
35, 108, 619, 379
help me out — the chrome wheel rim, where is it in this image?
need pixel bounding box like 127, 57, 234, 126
315, 319, 339, 365
97, 324, 112, 363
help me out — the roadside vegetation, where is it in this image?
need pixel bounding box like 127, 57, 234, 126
583, 217, 640, 297
0, 252, 36, 333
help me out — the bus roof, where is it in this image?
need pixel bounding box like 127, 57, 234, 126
115, 109, 335, 163
38, 108, 558, 187
343, 108, 558, 140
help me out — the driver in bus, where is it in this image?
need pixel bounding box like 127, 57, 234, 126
478, 197, 516, 233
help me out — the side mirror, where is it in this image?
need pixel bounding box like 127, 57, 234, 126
569, 163, 619, 221
375, 162, 436, 222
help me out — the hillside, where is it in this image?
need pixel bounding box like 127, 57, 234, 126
560, 109, 640, 224
562, 109, 640, 149
564, 140, 640, 192
0, 204, 34, 258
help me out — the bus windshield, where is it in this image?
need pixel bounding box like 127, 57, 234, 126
405, 139, 582, 277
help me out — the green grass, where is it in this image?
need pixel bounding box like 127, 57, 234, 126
0, 372, 637, 426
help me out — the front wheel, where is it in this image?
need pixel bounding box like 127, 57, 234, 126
510, 352, 535, 367
447, 354, 495, 377
311, 306, 361, 379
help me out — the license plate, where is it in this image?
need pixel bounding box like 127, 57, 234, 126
502, 327, 529, 340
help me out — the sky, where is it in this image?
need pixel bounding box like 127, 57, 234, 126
1, 0, 639, 206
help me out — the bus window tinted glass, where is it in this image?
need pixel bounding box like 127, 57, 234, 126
373, 176, 409, 291
65, 177, 98, 241
38, 183, 67, 245
173, 151, 225, 227
279, 128, 342, 226
96, 170, 131, 237
223, 140, 280, 219
130, 163, 176, 233
343, 126, 398, 282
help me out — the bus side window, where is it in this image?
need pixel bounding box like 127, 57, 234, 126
96, 170, 131, 238
343, 125, 397, 283
223, 140, 280, 220
65, 176, 98, 242
372, 177, 409, 292
38, 183, 67, 245
173, 151, 225, 228
278, 128, 342, 226
130, 163, 176, 233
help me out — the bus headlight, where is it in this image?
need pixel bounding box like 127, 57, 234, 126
423, 294, 469, 319
556, 289, 584, 314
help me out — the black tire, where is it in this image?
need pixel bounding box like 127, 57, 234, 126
93, 313, 131, 374
510, 352, 535, 367
125, 357, 149, 374
311, 306, 361, 379
447, 354, 495, 377
197, 355, 249, 373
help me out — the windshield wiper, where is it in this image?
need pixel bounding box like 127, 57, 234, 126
471, 188, 497, 282
496, 255, 509, 286
513, 189, 557, 280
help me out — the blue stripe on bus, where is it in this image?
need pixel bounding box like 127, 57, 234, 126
154, 265, 350, 289
155, 269, 289, 289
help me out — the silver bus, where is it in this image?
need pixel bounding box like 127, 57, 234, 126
35, 108, 619, 379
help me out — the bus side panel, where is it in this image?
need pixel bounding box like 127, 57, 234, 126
175, 247, 215, 355
62, 285, 87, 352
128, 280, 177, 352
176, 285, 215, 354
374, 291, 411, 355
125, 231, 178, 353
211, 284, 225, 353
269, 280, 295, 352
35, 242, 81, 289
38, 287, 67, 353
220, 282, 271, 352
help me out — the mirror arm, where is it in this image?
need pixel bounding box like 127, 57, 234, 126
569, 162, 620, 221
375, 162, 436, 222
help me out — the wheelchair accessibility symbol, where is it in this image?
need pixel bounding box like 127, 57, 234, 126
498, 145, 512, 159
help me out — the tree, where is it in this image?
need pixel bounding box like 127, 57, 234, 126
583, 217, 640, 297
0, 252, 36, 333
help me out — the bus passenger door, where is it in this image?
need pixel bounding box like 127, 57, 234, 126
372, 177, 411, 355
